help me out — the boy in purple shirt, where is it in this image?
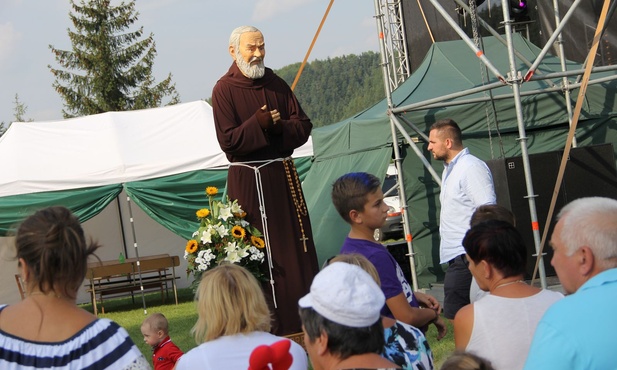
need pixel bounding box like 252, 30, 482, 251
332, 172, 447, 339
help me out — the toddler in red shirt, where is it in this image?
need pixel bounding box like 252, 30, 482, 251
141, 313, 183, 370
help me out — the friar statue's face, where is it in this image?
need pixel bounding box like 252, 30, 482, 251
230, 31, 266, 79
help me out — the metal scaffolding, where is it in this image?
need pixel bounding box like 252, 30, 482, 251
373, 0, 617, 291
374, 0, 411, 92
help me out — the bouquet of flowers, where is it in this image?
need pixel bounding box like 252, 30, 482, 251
184, 186, 266, 287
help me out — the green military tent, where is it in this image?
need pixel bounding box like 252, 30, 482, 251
302, 34, 617, 288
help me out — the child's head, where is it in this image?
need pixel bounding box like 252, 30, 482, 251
141, 313, 169, 347
470, 204, 515, 227
328, 253, 381, 285
331, 172, 382, 224
440, 351, 495, 370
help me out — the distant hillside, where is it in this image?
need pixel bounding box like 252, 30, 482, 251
276, 51, 384, 127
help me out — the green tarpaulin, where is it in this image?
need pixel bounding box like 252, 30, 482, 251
303, 34, 617, 288
0, 157, 313, 239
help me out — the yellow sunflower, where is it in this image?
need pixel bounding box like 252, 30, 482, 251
234, 211, 247, 219
206, 186, 218, 196
185, 239, 198, 254
231, 225, 246, 239
196, 208, 210, 218
251, 236, 265, 249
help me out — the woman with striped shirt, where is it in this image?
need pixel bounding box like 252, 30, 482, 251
0, 206, 150, 370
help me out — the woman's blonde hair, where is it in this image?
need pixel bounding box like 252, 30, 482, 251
328, 253, 381, 285
191, 264, 271, 343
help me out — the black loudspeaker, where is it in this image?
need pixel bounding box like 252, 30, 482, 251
487, 144, 617, 278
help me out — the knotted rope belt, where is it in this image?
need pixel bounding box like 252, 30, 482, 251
229, 157, 309, 308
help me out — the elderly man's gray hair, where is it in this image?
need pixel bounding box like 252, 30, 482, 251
229, 25, 261, 50
557, 196, 617, 268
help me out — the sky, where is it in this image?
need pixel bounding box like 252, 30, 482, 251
0, 0, 379, 123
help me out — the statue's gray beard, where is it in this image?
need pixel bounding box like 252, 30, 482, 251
236, 53, 265, 79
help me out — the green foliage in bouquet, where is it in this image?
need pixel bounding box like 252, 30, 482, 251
184, 186, 266, 290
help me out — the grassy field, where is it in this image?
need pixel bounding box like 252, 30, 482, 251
82, 288, 198, 364
85, 288, 455, 368
425, 315, 456, 368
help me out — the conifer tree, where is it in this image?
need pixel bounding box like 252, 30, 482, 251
49, 0, 180, 118
12, 94, 29, 123
0, 94, 30, 137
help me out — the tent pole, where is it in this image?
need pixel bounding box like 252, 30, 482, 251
392, 81, 504, 113
391, 115, 441, 186
394, 73, 617, 111
501, 0, 548, 288
291, 0, 334, 91
116, 195, 129, 258
392, 66, 617, 112
390, 120, 419, 292
374, 0, 419, 291
532, 0, 613, 285
124, 192, 148, 315
427, 0, 506, 82
538, 64, 617, 79
397, 115, 429, 142
574, 0, 617, 85
522, 0, 583, 82
553, 0, 577, 147
452, 0, 542, 74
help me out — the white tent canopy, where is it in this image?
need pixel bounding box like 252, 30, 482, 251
0, 100, 313, 197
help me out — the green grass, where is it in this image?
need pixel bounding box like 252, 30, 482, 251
81, 288, 456, 368
425, 316, 456, 368
79, 288, 199, 366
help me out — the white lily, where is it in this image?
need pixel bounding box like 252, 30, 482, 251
201, 230, 212, 244
215, 224, 228, 237
230, 201, 243, 214
224, 251, 242, 263
218, 204, 233, 221
225, 241, 238, 254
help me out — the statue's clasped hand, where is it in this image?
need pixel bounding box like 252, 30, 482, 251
257, 105, 282, 132
262, 105, 280, 124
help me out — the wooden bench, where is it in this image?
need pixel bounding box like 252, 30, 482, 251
135, 256, 180, 304
86, 255, 180, 315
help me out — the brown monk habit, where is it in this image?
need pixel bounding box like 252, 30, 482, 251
212, 62, 319, 335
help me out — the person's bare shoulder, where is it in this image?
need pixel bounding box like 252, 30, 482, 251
453, 303, 475, 349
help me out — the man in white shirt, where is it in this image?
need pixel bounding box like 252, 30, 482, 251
428, 118, 496, 319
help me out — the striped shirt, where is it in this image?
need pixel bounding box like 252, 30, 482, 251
0, 304, 150, 370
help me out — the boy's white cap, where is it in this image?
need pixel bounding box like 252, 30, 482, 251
298, 262, 385, 327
